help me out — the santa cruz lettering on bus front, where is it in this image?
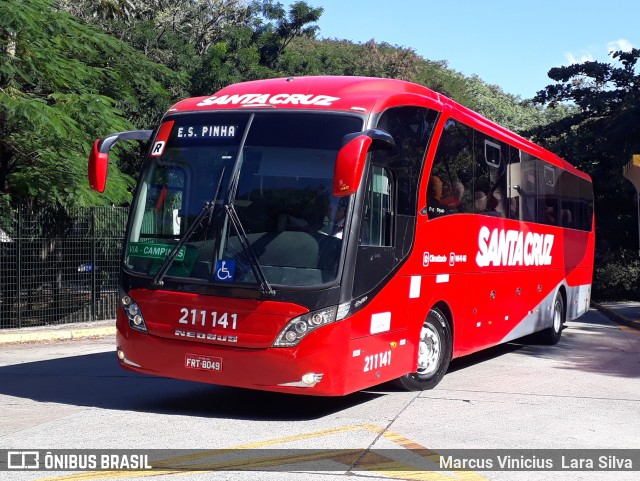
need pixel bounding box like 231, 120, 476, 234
196, 93, 340, 107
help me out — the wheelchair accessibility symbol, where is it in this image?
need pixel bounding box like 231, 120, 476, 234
214, 260, 235, 282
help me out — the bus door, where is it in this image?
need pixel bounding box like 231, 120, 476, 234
345, 106, 440, 387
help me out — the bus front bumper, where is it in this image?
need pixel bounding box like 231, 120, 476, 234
115, 316, 350, 396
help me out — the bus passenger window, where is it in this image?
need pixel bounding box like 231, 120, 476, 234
539, 164, 559, 226
518, 153, 538, 223
506, 146, 521, 220
473, 134, 507, 217
427, 119, 473, 218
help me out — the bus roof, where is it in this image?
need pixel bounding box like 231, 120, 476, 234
168, 76, 589, 180
170, 76, 443, 114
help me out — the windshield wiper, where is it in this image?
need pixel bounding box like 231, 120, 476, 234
216, 113, 274, 297
224, 203, 275, 297
152, 169, 225, 287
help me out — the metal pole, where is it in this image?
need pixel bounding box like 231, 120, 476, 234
91, 208, 97, 321
16, 206, 21, 328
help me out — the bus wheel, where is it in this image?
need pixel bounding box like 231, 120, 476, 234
396, 307, 452, 391
539, 293, 564, 345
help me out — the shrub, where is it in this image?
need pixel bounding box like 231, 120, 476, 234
592, 249, 640, 301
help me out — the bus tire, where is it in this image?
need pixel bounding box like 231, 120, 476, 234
395, 307, 452, 391
539, 292, 564, 345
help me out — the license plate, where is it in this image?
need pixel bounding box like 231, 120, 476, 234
185, 353, 223, 372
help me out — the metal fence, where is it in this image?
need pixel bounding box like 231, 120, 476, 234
0, 205, 128, 329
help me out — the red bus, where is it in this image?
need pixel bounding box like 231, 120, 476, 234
89, 76, 594, 395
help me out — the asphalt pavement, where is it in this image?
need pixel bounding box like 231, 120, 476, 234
0, 303, 638, 345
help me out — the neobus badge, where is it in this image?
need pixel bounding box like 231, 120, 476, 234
196, 93, 340, 107
476, 226, 554, 268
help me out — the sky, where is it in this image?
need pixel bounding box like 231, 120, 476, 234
281, 0, 640, 99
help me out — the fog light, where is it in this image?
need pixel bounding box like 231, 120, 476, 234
301, 373, 317, 385
278, 372, 324, 388
302, 372, 324, 386
117, 349, 125, 360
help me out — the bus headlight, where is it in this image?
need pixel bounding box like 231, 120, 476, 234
119, 289, 147, 333
273, 306, 338, 347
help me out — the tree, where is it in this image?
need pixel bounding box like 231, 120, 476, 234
529, 50, 640, 251
257, 0, 323, 69
0, 0, 182, 208
58, 0, 257, 70
58, 0, 325, 98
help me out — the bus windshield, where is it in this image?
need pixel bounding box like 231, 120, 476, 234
125, 112, 364, 288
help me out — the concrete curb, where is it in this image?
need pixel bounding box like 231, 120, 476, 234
593, 303, 640, 331
0, 320, 116, 344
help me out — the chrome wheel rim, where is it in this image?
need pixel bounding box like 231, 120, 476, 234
553, 299, 562, 333
416, 323, 441, 378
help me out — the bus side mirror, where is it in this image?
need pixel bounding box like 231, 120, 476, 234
334, 135, 372, 197
333, 129, 395, 197
89, 139, 109, 193
88, 130, 154, 193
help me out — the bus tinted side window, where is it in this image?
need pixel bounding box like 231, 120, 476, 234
510, 152, 593, 231
557, 169, 594, 231
519, 152, 538, 223
539, 163, 560, 226
427, 119, 473, 218
428, 118, 593, 230
429, 121, 510, 219
473, 134, 508, 217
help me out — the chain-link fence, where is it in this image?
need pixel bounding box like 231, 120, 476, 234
0, 205, 128, 329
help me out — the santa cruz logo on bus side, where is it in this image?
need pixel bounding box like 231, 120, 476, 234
476, 226, 554, 268
196, 93, 341, 107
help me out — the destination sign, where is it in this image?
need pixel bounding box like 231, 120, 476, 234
176, 125, 237, 139
128, 242, 185, 261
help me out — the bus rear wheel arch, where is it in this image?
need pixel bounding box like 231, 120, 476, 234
395, 306, 452, 391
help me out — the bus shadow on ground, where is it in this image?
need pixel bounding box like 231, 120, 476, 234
369, 342, 525, 393
0, 352, 381, 420
508, 323, 640, 379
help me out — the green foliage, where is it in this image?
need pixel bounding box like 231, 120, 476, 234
0, 0, 183, 208
463, 75, 562, 133
257, 0, 323, 69
190, 30, 275, 97
592, 249, 640, 301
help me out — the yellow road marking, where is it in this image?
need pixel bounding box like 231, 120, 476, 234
618, 324, 640, 334
35, 423, 487, 481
